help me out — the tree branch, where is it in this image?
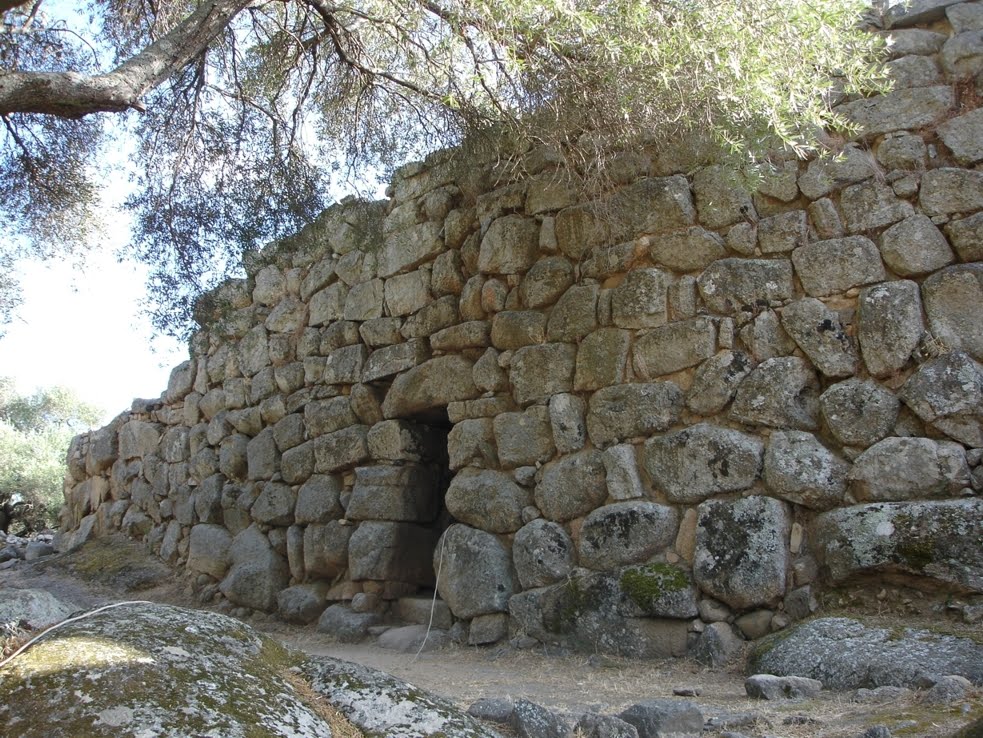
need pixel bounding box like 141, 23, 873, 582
0, 0, 252, 118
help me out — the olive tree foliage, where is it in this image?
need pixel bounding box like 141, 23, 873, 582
0, 0, 886, 337
0, 378, 103, 532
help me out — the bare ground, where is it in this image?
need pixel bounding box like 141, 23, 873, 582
1, 538, 980, 738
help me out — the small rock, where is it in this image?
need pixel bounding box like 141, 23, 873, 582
575, 712, 640, 738
745, 674, 822, 700
619, 700, 704, 738
852, 686, 912, 704
377, 624, 450, 653
468, 697, 515, 724
672, 687, 702, 697
862, 727, 893, 738
923, 674, 972, 704
510, 699, 566, 738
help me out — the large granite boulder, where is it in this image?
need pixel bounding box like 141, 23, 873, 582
435, 524, 517, 619
749, 617, 983, 689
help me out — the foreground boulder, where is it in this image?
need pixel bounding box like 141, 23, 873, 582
748, 617, 983, 690
0, 600, 502, 738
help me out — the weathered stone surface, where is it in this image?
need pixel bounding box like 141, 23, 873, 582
436, 524, 516, 619
119, 420, 161, 460
837, 85, 953, 136
519, 256, 575, 308
820, 379, 899, 449
691, 621, 744, 667
749, 616, 983, 689
764, 431, 849, 511
382, 355, 478, 418
920, 168, 983, 216
548, 392, 587, 454
491, 311, 547, 350
303, 521, 352, 578
313, 425, 369, 472
942, 28, 983, 75
479, 215, 540, 274
578, 502, 679, 570
857, 280, 924, 378
445, 469, 529, 533
303, 655, 505, 737
922, 265, 983, 361
554, 203, 609, 261
649, 227, 725, 272
574, 713, 640, 738
849, 437, 970, 502
309, 282, 347, 326
798, 145, 876, 200
812, 499, 983, 593
276, 583, 328, 624
730, 357, 820, 431
347, 464, 440, 522
535, 450, 607, 522
294, 474, 343, 523
944, 212, 983, 263
184, 519, 228, 577
377, 221, 443, 278
745, 674, 822, 700
401, 294, 459, 338
343, 278, 384, 321
694, 497, 789, 610
880, 214, 955, 277
575, 328, 631, 391
619, 700, 704, 738
246, 428, 280, 480
686, 350, 753, 415
362, 340, 430, 384
758, 210, 807, 254
610, 269, 669, 329
876, 132, 927, 170
792, 237, 886, 298
692, 165, 754, 230
900, 351, 983, 447
632, 317, 716, 379
603, 444, 645, 501
251, 482, 296, 526
0, 603, 344, 738
447, 418, 497, 470
348, 521, 437, 584
512, 519, 576, 589
587, 382, 683, 448
510, 343, 576, 405
366, 419, 434, 462
644, 424, 763, 504
780, 299, 857, 378
508, 569, 690, 658
840, 180, 914, 233
698, 259, 794, 314
304, 396, 357, 438
547, 283, 598, 341
493, 407, 555, 469
0, 589, 78, 631
220, 524, 290, 612
316, 604, 380, 642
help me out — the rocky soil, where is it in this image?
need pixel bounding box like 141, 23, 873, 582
1, 537, 980, 738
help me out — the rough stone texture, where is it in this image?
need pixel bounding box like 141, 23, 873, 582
587, 382, 683, 448
697, 259, 794, 314
693, 496, 790, 610
436, 524, 516, 619
644, 424, 763, 503
549, 393, 587, 454
603, 444, 645, 501
493, 407, 555, 469
686, 351, 754, 415
479, 215, 540, 274
857, 281, 924, 378
0, 589, 78, 631
445, 469, 529, 533
880, 215, 954, 277
277, 583, 329, 624
382, 355, 478, 418
519, 256, 575, 308
632, 317, 717, 379
509, 699, 566, 738
749, 617, 983, 689
792, 237, 886, 298
691, 621, 744, 667
764, 431, 849, 511
611, 269, 669, 329
512, 519, 576, 589
922, 265, 983, 362
730, 357, 820, 431
348, 521, 437, 585
920, 168, 983, 216
303, 521, 352, 578
535, 450, 607, 521
944, 212, 983, 263
812, 499, 983, 593
820, 379, 900, 450
575, 328, 631, 390
745, 674, 822, 700
780, 299, 858, 378
649, 227, 726, 271
837, 85, 953, 136
346, 464, 440, 522
619, 700, 704, 738
578, 502, 680, 570
510, 343, 576, 405
840, 180, 914, 233
848, 437, 970, 502
899, 351, 983, 447
219, 524, 290, 612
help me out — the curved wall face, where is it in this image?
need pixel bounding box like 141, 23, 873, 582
62, 8, 982, 654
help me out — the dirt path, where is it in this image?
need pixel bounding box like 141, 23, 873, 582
1, 541, 980, 737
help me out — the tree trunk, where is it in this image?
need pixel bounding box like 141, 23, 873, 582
0, 0, 253, 118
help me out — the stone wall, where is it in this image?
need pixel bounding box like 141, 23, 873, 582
61, 2, 982, 656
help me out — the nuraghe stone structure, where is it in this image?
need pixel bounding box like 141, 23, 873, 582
61, 1, 982, 657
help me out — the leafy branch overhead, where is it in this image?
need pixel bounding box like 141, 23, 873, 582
0, 0, 887, 337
